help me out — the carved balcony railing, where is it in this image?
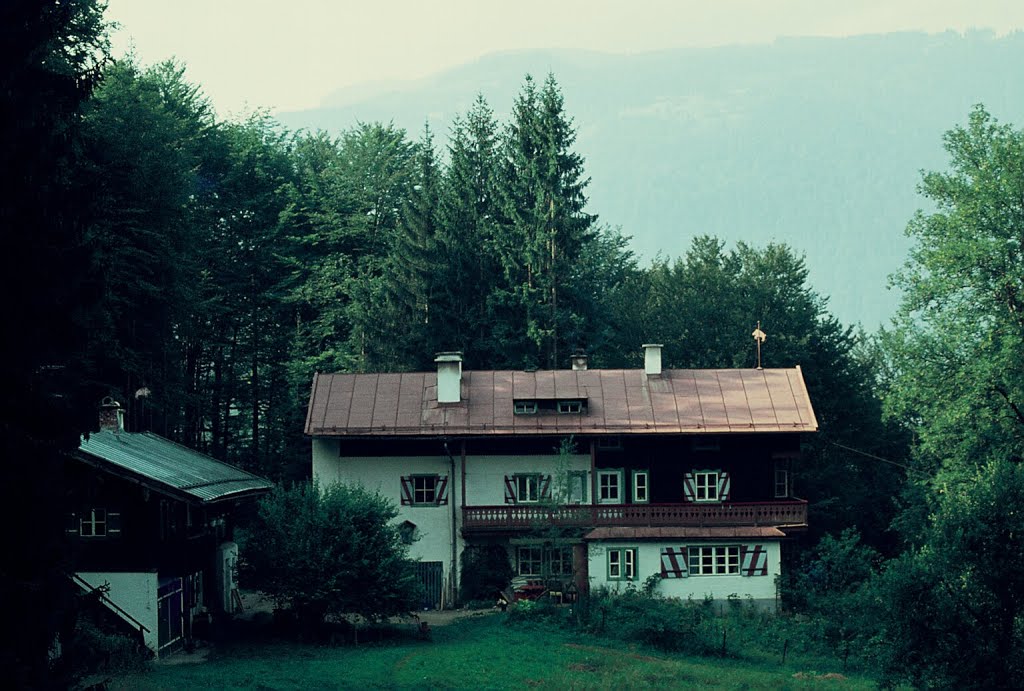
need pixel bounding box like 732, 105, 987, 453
462, 500, 807, 533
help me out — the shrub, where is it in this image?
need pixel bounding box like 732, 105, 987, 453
240, 481, 421, 635
460, 544, 513, 602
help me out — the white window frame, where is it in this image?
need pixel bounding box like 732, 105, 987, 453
688, 545, 740, 576
412, 475, 438, 505
515, 474, 541, 503
694, 470, 720, 502
597, 469, 623, 504
80, 508, 107, 537
632, 470, 650, 504
608, 547, 637, 581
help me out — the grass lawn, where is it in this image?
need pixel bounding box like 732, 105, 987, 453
109, 613, 876, 690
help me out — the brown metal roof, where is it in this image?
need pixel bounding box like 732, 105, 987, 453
583, 526, 788, 540
304, 367, 817, 437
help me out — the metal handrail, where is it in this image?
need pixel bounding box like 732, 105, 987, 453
70, 572, 151, 634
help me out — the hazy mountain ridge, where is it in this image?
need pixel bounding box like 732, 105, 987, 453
277, 30, 1024, 327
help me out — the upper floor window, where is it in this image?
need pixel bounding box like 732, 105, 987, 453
517, 474, 540, 503
400, 474, 449, 506
597, 469, 623, 504
504, 474, 552, 504
632, 470, 650, 504
774, 460, 791, 498
567, 470, 588, 504
683, 470, 731, 502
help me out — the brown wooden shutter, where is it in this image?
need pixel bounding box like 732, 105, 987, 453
683, 472, 696, 502
540, 475, 552, 500
740, 544, 768, 576
504, 476, 516, 504
107, 510, 122, 537
660, 547, 688, 578
718, 471, 731, 501
434, 476, 449, 505
65, 512, 79, 536
400, 476, 413, 505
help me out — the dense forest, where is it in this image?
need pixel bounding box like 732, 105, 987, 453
4, 1, 1024, 687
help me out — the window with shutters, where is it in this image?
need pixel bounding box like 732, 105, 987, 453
607, 547, 637, 581
80, 508, 107, 537
695, 471, 719, 501
597, 469, 623, 504
414, 475, 437, 504
516, 474, 541, 503
504, 474, 551, 503
688, 545, 740, 575
684, 469, 730, 503
401, 475, 448, 506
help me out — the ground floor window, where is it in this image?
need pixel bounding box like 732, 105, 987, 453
607, 547, 637, 580
688, 545, 740, 575
517, 546, 544, 576
517, 545, 575, 578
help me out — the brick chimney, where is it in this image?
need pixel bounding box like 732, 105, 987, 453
643, 344, 663, 376
435, 352, 463, 404
98, 396, 124, 433
571, 352, 588, 371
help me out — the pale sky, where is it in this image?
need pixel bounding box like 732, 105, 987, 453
104, 0, 1024, 118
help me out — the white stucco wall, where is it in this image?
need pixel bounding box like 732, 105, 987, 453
312, 439, 457, 569
586, 541, 780, 609
465, 453, 590, 505
77, 571, 159, 653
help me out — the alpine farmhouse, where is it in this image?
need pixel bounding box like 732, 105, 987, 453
306, 345, 817, 609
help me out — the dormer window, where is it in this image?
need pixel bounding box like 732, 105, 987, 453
515, 398, 587, 415
514, 401, 538, 415
557, 400, 583, 414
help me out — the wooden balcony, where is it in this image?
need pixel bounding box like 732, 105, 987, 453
462, 501, 808, 534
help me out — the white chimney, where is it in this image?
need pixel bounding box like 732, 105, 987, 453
643, 344, 663, 376
571, 352, 588, 371
435, 352, 463, 403
98, 396, 125, 433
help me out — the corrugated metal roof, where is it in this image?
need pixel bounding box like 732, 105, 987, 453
583, 526, 787, 540
78, 431, 273, 503
305, 367, 818, 437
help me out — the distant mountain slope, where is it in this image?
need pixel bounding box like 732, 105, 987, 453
276, 30, 1024, 328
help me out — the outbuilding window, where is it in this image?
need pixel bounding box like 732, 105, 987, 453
80, 508, 107, 537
